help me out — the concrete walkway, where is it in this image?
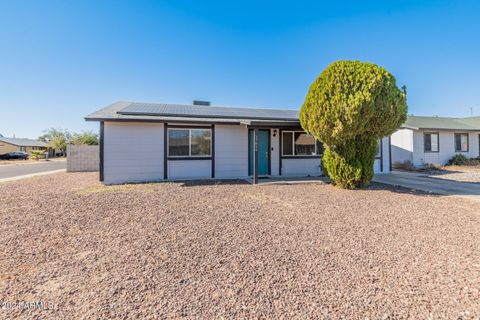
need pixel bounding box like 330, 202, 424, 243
373, 171, 480, 202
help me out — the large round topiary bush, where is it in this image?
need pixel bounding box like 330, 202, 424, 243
300, 60, 407, 188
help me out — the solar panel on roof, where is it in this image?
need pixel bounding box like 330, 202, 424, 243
117, 102, 299, 121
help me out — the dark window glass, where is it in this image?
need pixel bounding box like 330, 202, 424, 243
294, 132, 316, 155
425, 133, 439, 152
455, 133, 468, 152
282, 132, 293, 155
191, 129, 211, 156
168, 130, 189, 156
316, 140, 324, 155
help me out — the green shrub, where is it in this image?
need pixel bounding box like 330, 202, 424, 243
447, 154, 468, 166
300, 60, 407, 188
29, 150, 45, 160
447, 154, 480, 166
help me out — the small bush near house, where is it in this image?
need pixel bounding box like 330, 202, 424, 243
447, 154, 480, 166
448, 154, 468, 166
29, 150, 45, 160
300, 60, 407, 189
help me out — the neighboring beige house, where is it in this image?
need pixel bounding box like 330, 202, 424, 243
391, 115, 480, 167
0, 137, 48, 154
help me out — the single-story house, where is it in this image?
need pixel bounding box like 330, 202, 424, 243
85, 101, 391, 184
390, 115, 480, 167
0, 137, 47, 154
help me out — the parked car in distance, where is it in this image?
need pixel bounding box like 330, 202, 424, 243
0, 151, 29, 160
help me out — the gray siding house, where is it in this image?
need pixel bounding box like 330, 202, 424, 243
86, 101, 391, 184
391, 115, 480, 167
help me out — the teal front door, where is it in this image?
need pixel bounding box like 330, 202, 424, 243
249, 129, 270, 176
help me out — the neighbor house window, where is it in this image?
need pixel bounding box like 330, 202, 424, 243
282, 131, 323, 156
455, 133, 469, 152
168, 128, 211, 157
424, 132, 439, 152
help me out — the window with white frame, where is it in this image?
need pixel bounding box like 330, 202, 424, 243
282, 131, 323, 156
424, 132, 439, 152
455, 133, 468, 152
168, 128, 212, 157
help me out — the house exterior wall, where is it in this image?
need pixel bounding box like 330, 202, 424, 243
214, 125, 248, 178
0, 142, 46, 154
103, 122, 164, 184
404, 129, 480, 167
0, 141, 20, 154
281, 158, 322, 176
168, 160, 211, 180
390, 129, 414, 165
270, 129, 280, 176
101, 122, 391, 184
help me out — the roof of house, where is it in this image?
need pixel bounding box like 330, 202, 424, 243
0, 137, 47, 147
85, 101, 301, 126
86, 101, 480, 131
403, 116, 480, 131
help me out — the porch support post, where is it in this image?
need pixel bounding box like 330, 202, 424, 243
99, 121, 104, 182
253, 127, 259, 184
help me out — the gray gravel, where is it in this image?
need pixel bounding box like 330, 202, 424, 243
428, 166, 480, 183
1, 172, 479, 319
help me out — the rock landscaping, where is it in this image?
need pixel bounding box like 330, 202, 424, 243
1, 172, 479, 319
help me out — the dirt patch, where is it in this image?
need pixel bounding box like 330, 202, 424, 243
1, 172, 479, 319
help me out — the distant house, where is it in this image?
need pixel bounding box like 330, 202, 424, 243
391, 116, 480, 167
85, 101, 391, 184
0, 137, 47, 154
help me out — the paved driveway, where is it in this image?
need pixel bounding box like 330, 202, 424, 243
374, 170, 480, 201
0, 160, 66, 181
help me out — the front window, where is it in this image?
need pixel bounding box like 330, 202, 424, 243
282, 131, 323, 156
168, 128, 211, 157
455, 133, 468, 152
424, 132, 439, 152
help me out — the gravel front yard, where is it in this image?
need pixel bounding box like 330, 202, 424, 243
1, 173, 480, 319
428, 166, 480, 183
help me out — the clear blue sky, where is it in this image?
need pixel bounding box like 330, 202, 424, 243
1, 0, 479, 138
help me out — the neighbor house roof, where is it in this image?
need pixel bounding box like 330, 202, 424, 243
85, 101, 301, 126
0, 137, 47, 147
402, 115, 480, 131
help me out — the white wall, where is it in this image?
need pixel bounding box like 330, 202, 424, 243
104, 122, 164, 184
391, 129, 414, 165
270, 129, 280, 176
413, 130, 480, 166
281, 158, 322, 177
168, 160, 211, 180
102, 122, 395, 183
214, 125, 249, 178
